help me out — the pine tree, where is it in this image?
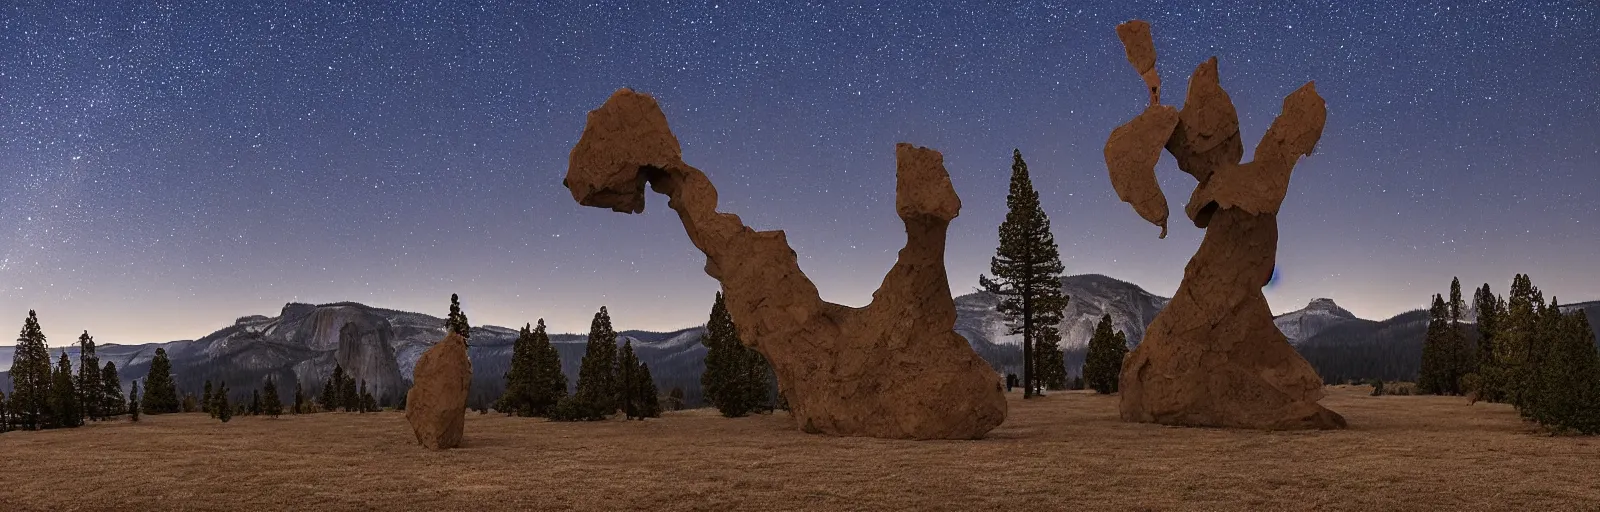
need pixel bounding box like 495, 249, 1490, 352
10, 310, 53, 430
1523, 308, 1591, 431
1034, 325, 1068, 392
636, 362, 661, 419
182, 393, 199, 413
701, 292, 742, 416
496, 323, 541, 416
556, 307, 619, 421
1472, 283, 1507, 401
249, 389, 262, 416
214, 382, 232, 423
356, 380, 369, 413
617, 340, 640, 419
446, 293, 471, 340
293, 380, 305, 414
1084, 314, 1129, 394
76, 331, 102, 421
978, 149, 1069, 399
1501, 274, 1544, 410
100, 362, 123, 417
0, 389, 8, 432
202, 380, 215, 417
141, 348, 180, 414
1436, 278, 1471, 395
341, 374, 359, 412
263, 379, 283, 417
577, 307, 618, 414
320, 377, 336, 412
1521, 296, 1566, 420
530, 319, 568, 417
128, 382, 140, 422
700, 292, 770, 417
51, 350, 82, 428
1418, 294, 1451, 395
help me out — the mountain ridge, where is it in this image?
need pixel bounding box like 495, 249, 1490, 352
5, 278, 1595, 405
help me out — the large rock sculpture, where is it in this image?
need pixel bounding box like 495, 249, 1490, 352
404, 332, 472, 449
1102, 20, 1347, 430
563, 89, 1006, 440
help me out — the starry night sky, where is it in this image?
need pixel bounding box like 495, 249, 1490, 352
2, 1, 1596, 345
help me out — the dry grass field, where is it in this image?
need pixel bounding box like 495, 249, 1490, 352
3, 385, 1599, 511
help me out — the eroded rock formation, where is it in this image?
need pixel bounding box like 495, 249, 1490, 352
1102, 20, 1347, 430
404, 332, 472, 449
563, 89, 1006, 440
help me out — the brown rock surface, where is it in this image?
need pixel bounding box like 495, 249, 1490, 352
404, 332, 472, 449
1102, 20, 1346, 430
564, 88, 1006, 440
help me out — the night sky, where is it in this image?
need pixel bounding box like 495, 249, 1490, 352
2, 1, 1596, 346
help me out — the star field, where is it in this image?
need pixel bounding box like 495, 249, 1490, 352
2, 1, 1596, 345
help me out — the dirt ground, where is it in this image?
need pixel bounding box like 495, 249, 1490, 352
2, 385, 1598, 511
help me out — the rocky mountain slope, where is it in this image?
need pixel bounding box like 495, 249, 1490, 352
1273, 298, 1360, 344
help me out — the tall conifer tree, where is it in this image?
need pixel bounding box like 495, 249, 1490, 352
263, 378, 283, 417
101, 362, 123, 417
76, 331, 102, 421
51, 351, 82, 428
1034, 327, 1068, 392
636, 362, 661, 419
979, 149, 1069, 399
701, 292, 741, 415
530, 319, 568, 417
699, 292, 771, 416
1418, 294, 1453, 394
617, 340, 640, 419
10, 310, 52, 430
141, 348, 180, 414
496, 323, 541, 416
1472, 283, 1506, 401
1084, 314, 1129, 394
560, 307, 620, 421
213, 381, 231, 423
293, 380, 305, 414
341, 374, 359, 412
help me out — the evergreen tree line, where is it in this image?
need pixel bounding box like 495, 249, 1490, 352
315, 364, 379, 413
1420, 274, 1600, 434
545, 306, 662, 421
1295, 310, 1431, 385
487, 294, 784, 422
3, 311, 134, 432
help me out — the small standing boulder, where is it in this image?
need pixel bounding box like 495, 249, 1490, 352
405, 332, 472, 449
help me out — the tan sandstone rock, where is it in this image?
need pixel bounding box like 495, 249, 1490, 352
405, 333, 472, 449
1102, 20, 1346, 430
563, 89, 1007, 440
